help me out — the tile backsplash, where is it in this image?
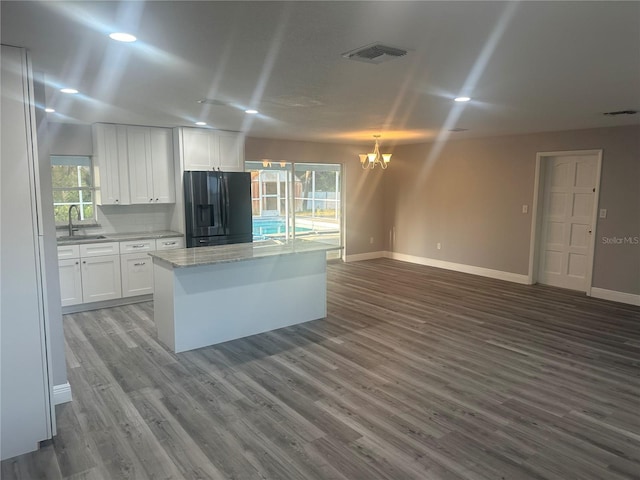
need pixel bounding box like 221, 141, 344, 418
99, 204, 176, 233
66, 204, 176, 236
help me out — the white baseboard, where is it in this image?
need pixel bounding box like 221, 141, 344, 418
385, 251, 530, 285
343, 251, 638, 306
344, 251, 386, 262
52, 382, 72, 405
590, 287, 640, 306
62, 294, 152, 314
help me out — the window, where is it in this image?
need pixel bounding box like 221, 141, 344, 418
51, 155, 96, 225
247, 161, 342, 259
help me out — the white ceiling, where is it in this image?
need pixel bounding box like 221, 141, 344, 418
2, 1, 639, 144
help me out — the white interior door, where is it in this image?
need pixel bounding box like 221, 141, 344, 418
537, 152, 600, 291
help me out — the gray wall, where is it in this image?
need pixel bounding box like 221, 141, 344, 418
245, 137, 387, 257
386, 125, 640, 295
48, 124, 640, 296
48, 122, 93, 155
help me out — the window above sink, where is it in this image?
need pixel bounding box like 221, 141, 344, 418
51, 155, 97, 226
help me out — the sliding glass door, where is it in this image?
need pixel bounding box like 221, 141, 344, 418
246, 161, 342, 258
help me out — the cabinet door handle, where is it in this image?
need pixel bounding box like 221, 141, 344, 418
115, 199, 119, 203
164, 241, 176, 246
82, 261, 86, 264
133, 262, 146, 266
155, 198, 159, 202
149, 198, 153, 202
75, 261, 79, 265
131, 244, 146, 248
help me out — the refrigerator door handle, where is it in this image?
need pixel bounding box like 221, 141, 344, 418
223, 173, 230, 231
215, 170, 224, 232
216, 170, 226, 235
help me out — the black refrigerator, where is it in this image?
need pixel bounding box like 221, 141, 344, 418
184, 171, 253, 247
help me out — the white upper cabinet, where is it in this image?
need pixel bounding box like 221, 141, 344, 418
127, 125, 153, 204
93, 124, 130, 205
93, 123, 176, 205
181, 127, 218, 171
178, 127, 244, 172
149, 128, 175, 203
218, 130, 245, 171
127, 126, 175, 204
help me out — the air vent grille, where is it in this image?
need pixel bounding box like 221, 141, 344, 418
603, 109, 637, 116
342, 42, 408, 64
197, 99, 229, 106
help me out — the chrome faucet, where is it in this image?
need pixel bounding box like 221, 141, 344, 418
68, 204, 80, 237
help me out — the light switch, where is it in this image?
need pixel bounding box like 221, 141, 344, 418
599, 208, 607, 219
522, 204, 528, 214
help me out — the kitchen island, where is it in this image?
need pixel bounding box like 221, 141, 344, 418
149, 240, 341, 353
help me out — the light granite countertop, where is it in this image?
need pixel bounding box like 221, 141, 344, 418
149, 239, 342, 268
57, 230, 183, 245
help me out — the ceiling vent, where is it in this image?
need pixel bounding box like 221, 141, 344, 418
197, 99, 229, 106
603, 109, 637, 116
342, 42, 408, 64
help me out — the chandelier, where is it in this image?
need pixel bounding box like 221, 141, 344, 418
261, 159, 287, 168
359, 135, 391, 170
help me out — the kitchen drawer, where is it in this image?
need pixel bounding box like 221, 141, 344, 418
155, 237, 184, 250
120, 239, 156, 253
79, 242, 120, 258
57, 244, 80, 260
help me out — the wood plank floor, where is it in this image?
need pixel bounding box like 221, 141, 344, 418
3, 258, 640, 479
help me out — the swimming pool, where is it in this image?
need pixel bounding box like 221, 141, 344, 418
252, 217, 312, 239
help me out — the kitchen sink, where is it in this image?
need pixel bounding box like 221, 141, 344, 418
57, 235, 108, 242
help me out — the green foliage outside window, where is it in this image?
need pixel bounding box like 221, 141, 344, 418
51, 156, 96, 224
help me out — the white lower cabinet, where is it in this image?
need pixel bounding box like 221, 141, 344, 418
58, 258, 83, 306
58, 236, 183, 308
58, 242, 122, 306
121, 253, 154, 297
58, 253, 122, 305
81, 255, 122, 303
156, 236, 185, 250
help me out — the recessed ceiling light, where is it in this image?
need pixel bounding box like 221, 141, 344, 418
109, 32, 137, 43
245, 109, 259, 114
195, 121, 207, 126
60, 88, 78, 94
454, 96, 471, 102
45, 108, 55, 113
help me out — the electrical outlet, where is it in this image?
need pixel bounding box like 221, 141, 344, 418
522, 204, 528, 214
599, 209, 607, 219
437, 242, 441, 250
369, 237, 374, 244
